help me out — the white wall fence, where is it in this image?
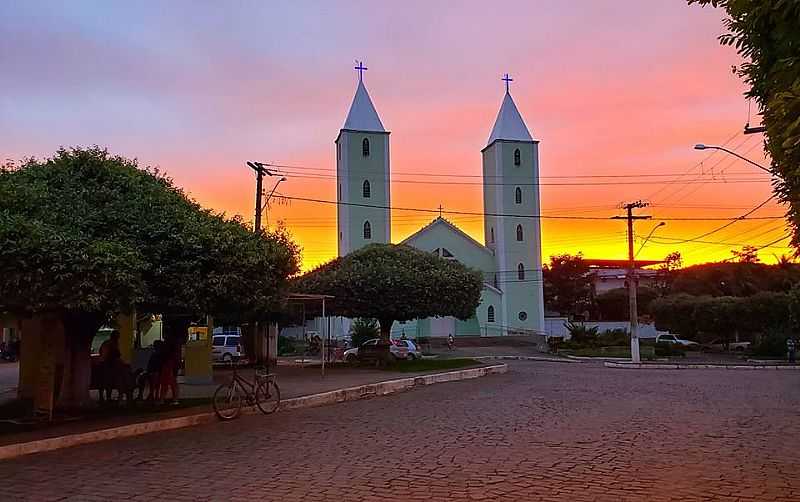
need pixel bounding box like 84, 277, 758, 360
544, 317, 669, 340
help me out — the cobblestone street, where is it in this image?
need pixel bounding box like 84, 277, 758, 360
4, 361, 799, 501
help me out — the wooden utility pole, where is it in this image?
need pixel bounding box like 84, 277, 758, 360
612, 201, 650, 363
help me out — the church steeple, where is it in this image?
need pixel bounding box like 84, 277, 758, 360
342, 62, 385, 132
486, 75, 533, 147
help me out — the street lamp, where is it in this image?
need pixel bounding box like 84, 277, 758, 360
246, 161, 285, 233
636, 221, 666, 257
693, 144, 771, 174
262, 177, 287, 231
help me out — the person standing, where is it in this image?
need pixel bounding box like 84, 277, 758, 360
787, 337, 797, 364
159, 340, 180, 404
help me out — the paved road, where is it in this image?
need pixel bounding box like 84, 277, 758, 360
4, 362, 799, 501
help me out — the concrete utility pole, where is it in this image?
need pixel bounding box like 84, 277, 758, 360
612, 201, 651, 363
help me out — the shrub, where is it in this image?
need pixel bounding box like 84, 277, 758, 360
277, 335, 297, 356
596, 328, 629, 347
752, 331, 787, 358
565, 321, 598, 344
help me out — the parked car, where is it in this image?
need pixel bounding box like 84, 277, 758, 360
397, 340, 423, 360
343, 339, 409, 362
212, 334, 244, 362
701, 338, 751, 352
656, 334, 699, 347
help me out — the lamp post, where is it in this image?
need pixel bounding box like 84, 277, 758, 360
636, 222, 666, 257
246, 161, 286, 233
693, 144, 771, 174
263, 177, 287, 231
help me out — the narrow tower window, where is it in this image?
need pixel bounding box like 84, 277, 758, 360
487, 306, 495, 323
514, 148, 521, 166
518, 263, 525, 280
516, 224, 523, 242
363, 221, 371, 239
515, 187, 522, 204
490, 227, 495, 243
362, 138, 370, 157
363, 180, 371, 198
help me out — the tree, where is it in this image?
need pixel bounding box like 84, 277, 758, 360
656, 251, 683, 294
689, 1, 800, 253
731, 245, 760, 263
596, 287, 658, 321
0, 147, 299, 407
294, 244, 483, 343
542, 253, 593, 317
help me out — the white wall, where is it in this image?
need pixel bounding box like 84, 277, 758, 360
544, 317, 668, 340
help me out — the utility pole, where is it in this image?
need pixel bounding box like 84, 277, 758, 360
612, 201, 651, 364
246, 161, 286, 233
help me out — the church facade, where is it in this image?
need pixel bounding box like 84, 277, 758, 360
335, 69, 544, 337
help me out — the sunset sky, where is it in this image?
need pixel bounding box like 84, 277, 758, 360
1, 1, 790, 271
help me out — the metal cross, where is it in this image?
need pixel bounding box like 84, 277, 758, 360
502, 73, 513, 93
355, 61, 368, 81
438, 204, 444, 218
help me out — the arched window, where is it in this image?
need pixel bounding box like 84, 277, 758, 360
490, 227, 495, 243
518, 263, 525, 280
516, 224, 523, 241
515, 187, 522, 204
487, 306, 495, 323
514, 148, 521, 166
362, 180, 371, 198
363, 221, 371, 239
362, 138, 370, 157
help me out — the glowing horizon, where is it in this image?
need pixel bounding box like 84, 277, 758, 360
1, 1, 791, 271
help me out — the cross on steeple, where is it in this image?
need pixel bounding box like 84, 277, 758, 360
355, 61, 368, 82
437, 204, 444, 218
502, 73, 513, 94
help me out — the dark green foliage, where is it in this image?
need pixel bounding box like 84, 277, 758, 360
277, 335, 297, 356
543, 253, 593, 317
564, 321, 598, 344
752, 331, 788, 358
560, 328, 629, 351
350, 318, 379, 347
595, 287, 658, 321
294, 244, 483, 340
652, 290, 798, 345
689, 1, 800, 251
670, 262, 800, 297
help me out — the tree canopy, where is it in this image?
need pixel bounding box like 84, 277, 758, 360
293, 244, 483, 340
542, 253, 593, 317
669, 261, 800, 297
0, 147, 300, 319
690, 0, 800, 252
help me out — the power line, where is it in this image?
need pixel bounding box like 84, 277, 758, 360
273, 195, 785, 222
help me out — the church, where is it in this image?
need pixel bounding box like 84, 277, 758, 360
334, 65, 545, 338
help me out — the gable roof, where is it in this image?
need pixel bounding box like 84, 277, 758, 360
486, 92, 533, 146
342, 80, 385, 132
400, 217, 494, 257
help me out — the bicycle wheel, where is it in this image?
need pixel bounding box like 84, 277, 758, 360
255, 379, 281, 415
213, 381, 243, 420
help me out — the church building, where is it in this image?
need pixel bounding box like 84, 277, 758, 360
335, 65, 544, 337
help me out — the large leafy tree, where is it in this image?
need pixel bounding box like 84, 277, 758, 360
294, 244, 483, 342
542, 253, 593, 317
690, 0, 800, 251
0, 147, 299, 406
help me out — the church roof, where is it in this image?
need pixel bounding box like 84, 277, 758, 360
486, 92, 533, 146
400, 217, 493, 257
342, 80, 385, 132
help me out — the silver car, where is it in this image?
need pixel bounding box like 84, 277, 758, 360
212, 334, 244, 363
398, 340, 423, 360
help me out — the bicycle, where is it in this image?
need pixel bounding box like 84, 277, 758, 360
212, 363, 281, 420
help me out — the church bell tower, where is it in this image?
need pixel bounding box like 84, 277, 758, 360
482, 74, 545, 335
336, 62, 391, 256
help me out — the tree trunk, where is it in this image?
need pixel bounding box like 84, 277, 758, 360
376, 318, 394, 365
378, 318, 393, 343
59, 312, 103, 409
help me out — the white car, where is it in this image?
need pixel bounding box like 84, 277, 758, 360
397, 340, 423, 360
344, 339, 409, 362
656, 334, 699, 347
212, 334, 245, 362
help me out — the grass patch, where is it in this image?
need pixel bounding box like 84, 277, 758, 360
382, 358, 480, 372
564, 346, 656, 358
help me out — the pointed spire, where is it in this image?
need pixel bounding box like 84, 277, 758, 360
487, 75, 533, 146
342, 64, 385, 132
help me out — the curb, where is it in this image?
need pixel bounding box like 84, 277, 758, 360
604, 361, 800, 370
473, 355, 582, 364
0, 364, 506, 461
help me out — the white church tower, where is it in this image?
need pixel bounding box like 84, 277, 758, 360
482, 74, 545, 335
336, 62, 391, 256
